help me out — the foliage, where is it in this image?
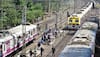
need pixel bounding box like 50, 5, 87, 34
27, 3, 43, 23
0, 0, 44, 29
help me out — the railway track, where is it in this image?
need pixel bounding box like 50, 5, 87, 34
13, 0, 88, 57
42, 3, 100, 57
45, 4, 100, 57
45, 31, 74, 57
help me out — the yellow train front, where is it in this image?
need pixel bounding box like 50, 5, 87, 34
67, 16, 80, 30
64, 2, 93, 30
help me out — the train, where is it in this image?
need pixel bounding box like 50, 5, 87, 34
0, 24, 39, 57
67, 2, 94, 30
59, 16, 99, 57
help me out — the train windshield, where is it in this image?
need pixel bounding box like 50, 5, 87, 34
69, 20, 72, 22
75, 19, 79, 22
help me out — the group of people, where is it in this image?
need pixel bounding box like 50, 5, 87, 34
42, 29, 58, 45
29, 46, 56, 57
40, 29, 52, 45
28, 29, 57, 57
29, 47, 44, 57
41, 33, 51, 45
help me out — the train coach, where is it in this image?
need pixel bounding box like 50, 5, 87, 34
80, 16, 99, 32
71, 29, 96, 53
58, 45, 92, 57
67, 2, 93, 30
0, 24, 38, 57
59, 30, 96, 57
59, 16, 99, 57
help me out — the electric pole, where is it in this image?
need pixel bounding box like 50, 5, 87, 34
55, 0, 60, 30
48, 0, 51, 15
74, 0, 75, 13
0, 0, 3, 30
44, 0, 48, 31
20, 0, 27, 56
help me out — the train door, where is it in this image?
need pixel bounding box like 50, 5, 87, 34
10, 38, 15, 52
5, 40, 10, 53
17, 35, 23, 47
29, 30, 33, 40
2, 42, 7, 57
27, 31, 31, 42
28, 28, 36, 41
32, 28, 37, 39
12, 34, 18, 50
26, 31, 28, 41
0, 44, 2, 57
92, 1, 95, 9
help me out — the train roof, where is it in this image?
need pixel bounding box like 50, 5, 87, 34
74, 30, 95, 38
81, 22, 98, 31
0, 30, 12, 42
86, 17, 99, 24
59, 45, 92, 57
8, 24, 36, 36
70, 14, 78, 17
0, 24, 37, 42
69, 42, 90, 47
68, 2, 93, 19
0, 35, 13, 42
72, 30, 96, 43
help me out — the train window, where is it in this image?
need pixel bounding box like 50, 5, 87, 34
10, 39, 14, 48
71, 42, 89, 45
76, 24, 79, 25
82, 37, 89, 40
13, 37, 17, 46
0, 34, 2, 37
80, 9, 84, 11
0, 45, 2, 51
75, 37, 80, 38
32, 29, 35, 34
33, 29, 35, 32
69, 19, 72, 22
82, 37, 87, 38
23, 33, 25, 36
75, 20, 79, 22
25, 32, 28, 38
22, 33, 27, 38
3, 44, 6, 51
77, 12, 82, 14
18, 36, 21, 38
31, 31, 33, 35
28, 31, 30, 34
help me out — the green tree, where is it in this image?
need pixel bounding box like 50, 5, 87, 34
5, 8, 20, 26
0, 0, 44, 29
27, 3, 43, 23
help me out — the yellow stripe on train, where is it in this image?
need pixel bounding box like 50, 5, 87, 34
68, 16, 80, 25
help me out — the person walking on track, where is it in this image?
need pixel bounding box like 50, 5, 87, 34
40, 47, 44, 57
52, 46, 56, 56
29, 49, 33, 57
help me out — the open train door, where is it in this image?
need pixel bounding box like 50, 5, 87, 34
92, 0, 96, 9
93, 1, 95, 9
